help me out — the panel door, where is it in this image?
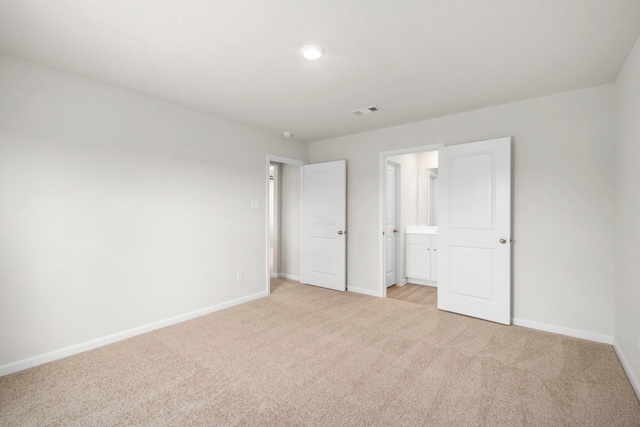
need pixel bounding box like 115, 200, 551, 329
437, 137, 511, 324
385, 163, 397, 287
301, 160, 347, 291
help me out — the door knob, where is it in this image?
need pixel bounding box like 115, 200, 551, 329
393, 229, 398, 233
499, 238, 507, 244
338, 230, 344, 235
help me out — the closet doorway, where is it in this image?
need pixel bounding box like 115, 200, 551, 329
265, 155, 305, 293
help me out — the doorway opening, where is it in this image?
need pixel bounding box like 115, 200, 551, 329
378, 143, 443, 299
381, 137, 512, 324
265, 155, 306, 294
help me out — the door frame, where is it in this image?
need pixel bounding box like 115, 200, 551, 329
265, 154, 307, 295
378, 143, 443, 297
385, 159, 402, 288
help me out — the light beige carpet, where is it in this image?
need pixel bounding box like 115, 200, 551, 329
1, 278, 639, 426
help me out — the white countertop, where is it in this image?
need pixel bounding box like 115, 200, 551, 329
405, 225, 438, 235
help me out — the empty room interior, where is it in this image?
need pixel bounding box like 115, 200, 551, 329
1, 1, 640, 425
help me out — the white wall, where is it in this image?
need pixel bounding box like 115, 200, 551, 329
614, 35, 640, 395
0, 54, 307, 368
309, 85, 615, 338
280, 164, 300, 279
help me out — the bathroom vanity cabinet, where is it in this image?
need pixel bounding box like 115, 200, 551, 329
405, 226, 438, 285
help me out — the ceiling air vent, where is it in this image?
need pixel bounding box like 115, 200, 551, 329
351, 105, 381, 116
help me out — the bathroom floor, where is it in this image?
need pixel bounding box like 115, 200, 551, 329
387, 283, 437, 307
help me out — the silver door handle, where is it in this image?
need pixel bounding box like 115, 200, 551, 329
338, 230, 344, 235
393, 229, 398, 233
499, 238, 507, 244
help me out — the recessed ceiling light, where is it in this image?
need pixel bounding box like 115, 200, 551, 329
283, 131, 293, 138
300, 44, 324, 60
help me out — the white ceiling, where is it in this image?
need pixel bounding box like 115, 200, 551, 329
1, 1, 639, 142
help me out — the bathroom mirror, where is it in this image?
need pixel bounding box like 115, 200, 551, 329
417, 168, 438, 226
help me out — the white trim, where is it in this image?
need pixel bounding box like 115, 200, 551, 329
512, 318, 613, 344
406, 278, 437, 287
278, 273, 301, 281
613, 338, 640, 400
379, 144, 445, 158
268, 155, 306, 167
348, 286, 383, 297
0, 290, 268, 377
378, 143, 444, 298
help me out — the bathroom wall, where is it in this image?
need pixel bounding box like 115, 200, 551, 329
416, 151, 438, 170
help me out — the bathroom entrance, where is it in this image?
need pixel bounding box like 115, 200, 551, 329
379, 138, 513, 325
382, 146, 440, 306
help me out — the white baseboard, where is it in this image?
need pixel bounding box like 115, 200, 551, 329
406, 278, 437, 287
613, 338, 640, 400
512, 318, 613, 344
348, 286, 382, 297
396, 278, 408, 287
0, 290, 268, 377
277, 273, 300, 281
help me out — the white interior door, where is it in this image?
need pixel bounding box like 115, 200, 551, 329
385, 162, 398, 287
437, 137, 511, 324
301, 160, 347, 291
268, 164, 278, 277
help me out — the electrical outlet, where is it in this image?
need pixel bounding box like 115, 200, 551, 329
237, 272, 244, 282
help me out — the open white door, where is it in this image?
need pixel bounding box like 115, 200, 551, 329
385, 161, 399, 287
437, 137, 511, 324
301, 160, 347, 291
